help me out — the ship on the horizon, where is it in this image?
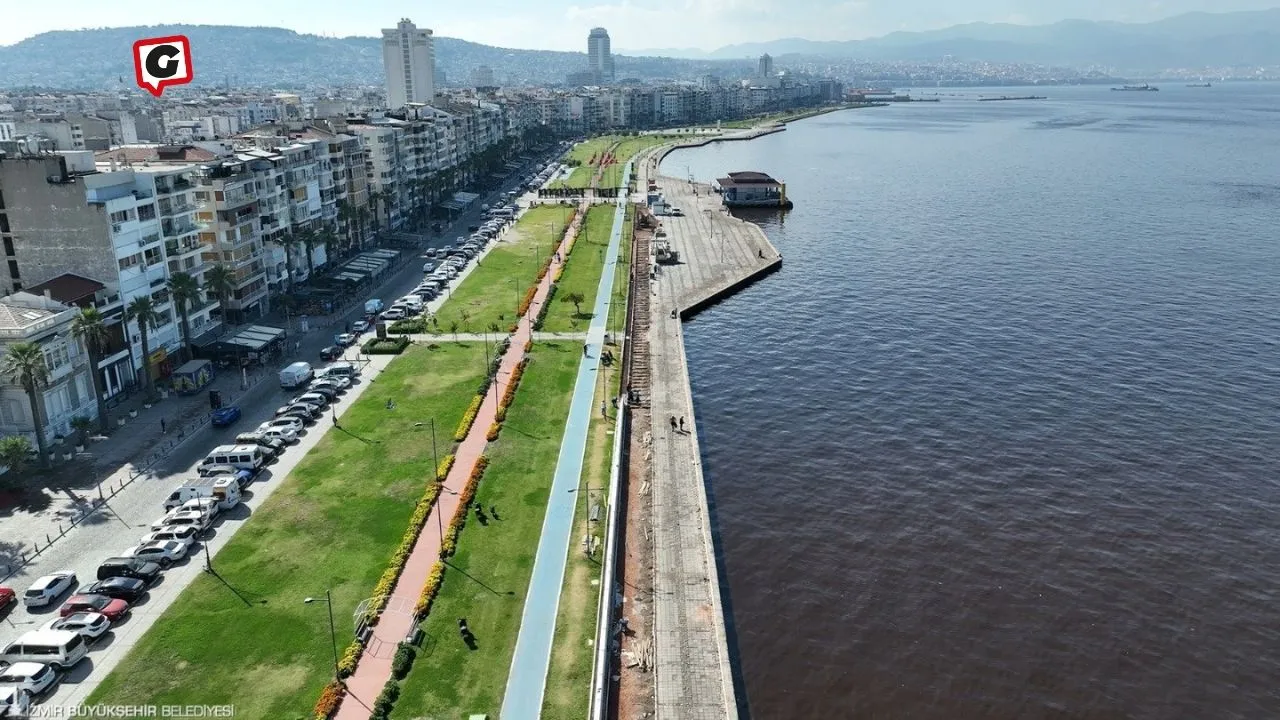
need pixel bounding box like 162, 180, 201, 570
1186, 82, 1212, 87
1112, 84, 1159, 91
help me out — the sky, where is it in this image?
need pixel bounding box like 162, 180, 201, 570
3, 0, 1279, 51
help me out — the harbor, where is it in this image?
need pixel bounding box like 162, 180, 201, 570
611, 139, 782, 720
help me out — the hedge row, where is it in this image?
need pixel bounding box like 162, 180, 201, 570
370, 679, 400, 720
312, 680, 343, 719
486, 421, 502, 441
453, 395, 483, 442
440, 456, 489, 557
362, 335, 411, 354
387, 318, 427, 334
412, 560, 446, 618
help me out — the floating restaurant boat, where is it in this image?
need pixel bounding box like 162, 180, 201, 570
714, 171, 793, 209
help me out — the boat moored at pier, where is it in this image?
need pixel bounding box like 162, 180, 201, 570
714, 171, 794, 209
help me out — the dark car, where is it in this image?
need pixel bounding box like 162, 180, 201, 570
277, 404, 319, 421
0, 587, 14, 615
303, 385, 338, 402
59, 594, 130, 622
467, 225, 479, 233
95, 557, 162, 584
320, 346, 343, 361
210, 406, 241, 427
235, 433, 285, 455
78, 577, 147, 603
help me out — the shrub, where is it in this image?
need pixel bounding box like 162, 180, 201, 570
436, 453, 455, 482
441, 456, 489, 557
499, 358, 530, 413
486, 421, 502, 441
387, 318, 426, 334
454, 395, 483, 442
391, 643, 417, 680
517, 284, 538, 317
362, 336, 411, 355
370, 680, 401, 720
313, 680, 344, 719
495, 406, 506, 423
413, 561, 446, 617
337, 639, 364, 677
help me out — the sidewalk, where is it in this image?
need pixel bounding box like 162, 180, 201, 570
334, 203, 589, 719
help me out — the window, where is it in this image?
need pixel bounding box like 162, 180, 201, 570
43, 342, 70, 373
143, 247, 162, 267
137, 204, 156, 221
118, 253, 141, 271
109, 210, 133, 224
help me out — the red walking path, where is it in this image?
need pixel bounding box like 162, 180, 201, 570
334, 203, 587, 718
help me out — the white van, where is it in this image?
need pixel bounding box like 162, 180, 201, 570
199, 444, 264, 473
164, 477, 242, 512
279, 361, 313, 390
0, 629, 88, 669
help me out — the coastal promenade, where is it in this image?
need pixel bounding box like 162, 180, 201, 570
617, 149, 780, 719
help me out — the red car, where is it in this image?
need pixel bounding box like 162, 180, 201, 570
60, 594, 129, 622
0, 586, 14, 614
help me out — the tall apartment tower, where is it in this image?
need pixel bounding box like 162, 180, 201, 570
382, 18, 436, 110
588, 27, 614, 83
758, 53, 774, 78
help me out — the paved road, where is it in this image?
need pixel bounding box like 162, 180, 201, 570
500, 161, 633, 719
0, 150, 562, 710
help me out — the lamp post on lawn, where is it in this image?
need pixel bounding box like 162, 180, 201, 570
303, 590, 340, 681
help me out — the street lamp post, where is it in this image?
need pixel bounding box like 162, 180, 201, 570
303, 590, 340, 681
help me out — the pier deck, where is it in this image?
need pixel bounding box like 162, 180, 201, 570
619, 152, 779, 720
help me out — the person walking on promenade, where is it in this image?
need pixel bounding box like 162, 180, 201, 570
679, 416, 686, 432
160, 418, 166, 434
669, 416, 677, 431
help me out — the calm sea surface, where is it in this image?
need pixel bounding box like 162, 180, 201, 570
661, 83, 1280, 719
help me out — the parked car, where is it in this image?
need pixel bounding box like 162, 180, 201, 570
197, 462, 243, 478
78, 577, 147, 604
149, 509, 213, 533
319, 345, 343, 361
379, 309, 406, 322
260, 416, 305, 433
210, 406, 241, 427
0, 662, 59, 698
256, 424, 299, 444
422, 261, 437, 274
351, 319, 370, 334
235, 432, 285, 456
311, 377, 349, 393
42, 612, 112, 641
22, 572, 77, 608
59, 594, 129, 622
335, 333, 357, 347
122, 540, 188, 567
276, 403, 320, 420
139, 525, 199, 549
0, 687, 30, 717
291, 392, 329, 409
0, 587, 14, 615
94, 557, 162, 584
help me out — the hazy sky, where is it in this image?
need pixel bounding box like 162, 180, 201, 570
3, 0, 1279, 50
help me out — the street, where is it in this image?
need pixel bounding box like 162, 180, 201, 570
0, 149, 562, 709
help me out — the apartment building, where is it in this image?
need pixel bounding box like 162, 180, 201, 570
0, 291, 100, 447
0, 151, 208, 398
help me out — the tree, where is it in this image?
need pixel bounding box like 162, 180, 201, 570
449, 320, 459, 341
2, 342, 50, 467
70, 307, 110, 432
297, 229, 316, 283
70, 415, 94, 448
561, 291, 587, 317
203, 264, 236, 326
126, 295, 163, 402
336, 199, 355, 254
168, 271, 201, 363
367, 190, 385, 236
0, 436, 34, 479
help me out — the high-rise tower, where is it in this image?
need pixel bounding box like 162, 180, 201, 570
588, 27, 614, 83
382, 18, 435, 109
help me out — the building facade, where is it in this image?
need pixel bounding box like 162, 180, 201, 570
588, 28, 614, 84
382, 19, 436, 110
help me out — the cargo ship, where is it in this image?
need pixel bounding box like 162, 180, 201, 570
1112, 84, 1159, 91
977, 95, 1047, 101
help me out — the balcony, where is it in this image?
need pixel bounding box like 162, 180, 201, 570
160, 200, 195, 216
162, 219, 197, 237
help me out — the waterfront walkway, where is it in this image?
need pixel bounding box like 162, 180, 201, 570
500, 162, 632, 718
627, 157, 781, 719
334, 207, 590, 719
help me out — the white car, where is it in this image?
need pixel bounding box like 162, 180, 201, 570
151, 509, 213, 532
123, 540, 188, 567
177, 497, 222, 517
256, 425, 299, 444
260, 417, 304, 434
380, 308, 406, 321
335, 333, 357, 346
292, 392, 329, 409
22, 571, 77, 608
0, 662, 58, 697
42, 612, 112, 641
0, 687, 30, 717
351, 319, 370, 334
312, 376, 349, 392
140, 526, 199, 549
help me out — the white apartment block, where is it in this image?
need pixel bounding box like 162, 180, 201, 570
383, 19, 436, 110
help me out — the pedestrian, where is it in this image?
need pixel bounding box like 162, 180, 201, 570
160, 418, 166, 434
679, 416, 686, 431
758, 249, 764, 259
669, 416, 677, 431
490, 504, 500, 520
583, 344, 589, 357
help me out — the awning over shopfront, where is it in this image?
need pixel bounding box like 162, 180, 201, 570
441, 191, 481, 211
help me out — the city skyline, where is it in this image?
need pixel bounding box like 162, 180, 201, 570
5, 0, 1280, 50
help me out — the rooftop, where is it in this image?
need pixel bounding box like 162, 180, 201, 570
0, 291, 73, 334
95, 144, 218, 164
716, 171, 782, 187
25, 274, 105, 306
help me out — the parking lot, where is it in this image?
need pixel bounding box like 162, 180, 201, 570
0, 148, 564, 709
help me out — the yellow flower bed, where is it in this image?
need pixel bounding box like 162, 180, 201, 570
440, 456, 489, 557
436, 453, 455, 482
486, 421, 502, 441
412, 561, 446, 618
453, 395, 483, 442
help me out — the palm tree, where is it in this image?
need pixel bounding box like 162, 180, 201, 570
336, 200, 356, 254
356, 207, 370, 248
70, 307, 111, 432
297, 229, 317, 283
203, 264, 236, 327
126, 295, 163, 402
70, 415, 95, 449
277, 233, 297, 291
2, 342, 51, 467
168, 271, 201, 363
367, 190, 385, 236
0, 436, 34, 482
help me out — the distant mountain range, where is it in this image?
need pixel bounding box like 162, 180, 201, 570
1, 10, 1278, 90
0, 25, 742, 91
634, 9, 1280, 69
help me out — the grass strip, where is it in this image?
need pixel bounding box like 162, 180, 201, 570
86, 344, 487, 717
540, 205, 618, 333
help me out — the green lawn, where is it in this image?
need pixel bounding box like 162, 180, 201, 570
87, 343, 488, 716
430, 205, 574, 334
549, 137, 621, 189
541, 338, 624, 719
715, 105, 848, 129
394, 341, 582, 717
607, 203, 634, 335
541, 205, 617, 333
599, 136, 673, 189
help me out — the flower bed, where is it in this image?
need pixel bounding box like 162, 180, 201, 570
499, 358, 529, 413
413, 561, 446, 618
387, 318, 427, 334
313, 680, 344, 719
362, 336, 411, 354
517, 284, 538, 317
440, 456, 489, 557
486, 421, 502, 441
436, 453, 455, 481
453, 396, 483, 442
